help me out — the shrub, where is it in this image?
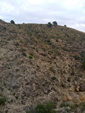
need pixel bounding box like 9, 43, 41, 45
49, 67, 55, 73
79, 102, 85, 111
29, 54, 33, 59
22, 52, 27, 56
10, 20, 15, 24
51, 76, 56, 80
60, 102, 70, 108
60, 102, 85, 111
74, 55, 80, 60
53, 21, 57, 26
44, 103, 56, 113
0, 97, 6, 106
35, 104, 45, 113
46, 40, 51, 45
82, 56, 85, 69
35, 103, 56, 113
64, 25, 67, 27
60, 102, 77, 110
47, 22, 52, 28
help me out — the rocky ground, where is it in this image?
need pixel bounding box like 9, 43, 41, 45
0, 20, 85, 113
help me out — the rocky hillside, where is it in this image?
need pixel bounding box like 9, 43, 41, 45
0, 20, 85, 113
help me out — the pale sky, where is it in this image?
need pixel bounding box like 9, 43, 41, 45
0, 0, 85, 32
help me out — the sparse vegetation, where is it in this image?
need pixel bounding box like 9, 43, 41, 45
0, 19, 85, 113
64, 25, 67, 27
47, 22, 52, 28
79, 102, 85, 111
0, 97, 6, 106
29, 54, 33, 59
49, 67, 56, 73
60, 102, 85, 112
35, 103, 56, 113
60, 102, 78, 111
82, 56, 85, 69
10, 20, 15, 24
74, 55, 80, 60
51, 76, 56, 80
22, 52, 27, 56
53, 21, 57, 26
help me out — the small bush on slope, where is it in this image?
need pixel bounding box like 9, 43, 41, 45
82, 56, 85, 69
35, 103, 56, 113
0, 97, 6, 106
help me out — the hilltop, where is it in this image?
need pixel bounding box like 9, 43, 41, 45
0, 20, 85, 113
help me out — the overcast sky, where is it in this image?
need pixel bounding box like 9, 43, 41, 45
0, 0, 85, 32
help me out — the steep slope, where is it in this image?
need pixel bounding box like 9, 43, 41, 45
0, 20, 85, 113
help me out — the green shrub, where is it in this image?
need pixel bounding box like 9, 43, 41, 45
60, 102, 71, 108
10, 20, 15, 24
15, 96, 18, 99
26, 111, 30, 113
60, 102, 78, 110
53, 21, 57, 26
82, 56, 85, 69
79, 102, 85, 111
47, 22, 52, 28
13, 92, 16, 96
60, 102, 85, 111
29, 54, 33, 59
35, 103, 56, 113
35, 104, 45, 113
0, 97, 6, 106
74, 55, 80, 60
51, 76, 56, 80
64, 25, 67, 27
44, 103, 56, 113
22, 52, 27, 56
